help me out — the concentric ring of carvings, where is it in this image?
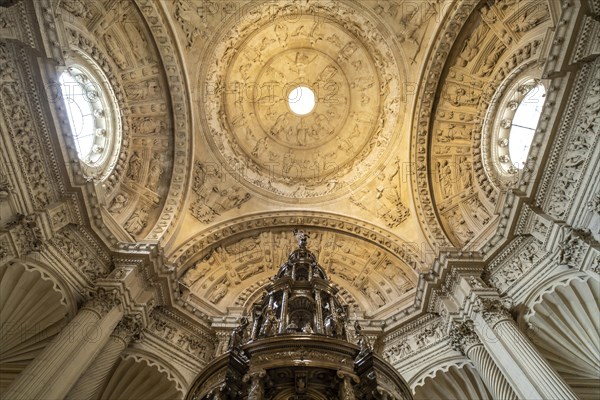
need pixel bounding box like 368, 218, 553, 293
199, 0, 404, 200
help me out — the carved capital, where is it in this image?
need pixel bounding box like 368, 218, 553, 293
475, 297, 513, 326
82, 288, 121, 315
113, 314, 143, 343
449, 320, 481, 355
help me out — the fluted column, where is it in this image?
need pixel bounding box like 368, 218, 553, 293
473, 298, 579, 399
5, 289, 123, 400
450, 321, 518, 400
65, 314, 142, 400
278, 289, 289, 333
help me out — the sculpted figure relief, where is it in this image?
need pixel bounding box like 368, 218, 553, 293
437, 160, 454, 199
124, 205, 149, 236
103, 33, 127, 69
61, 0, 96, 19
363, 282, 386, 308
513, 4, 549, 33
127, 151, 143, 181
108, 193, 128, 214
465, 197, 491, 226
146, 154, 163, 192
457, 23, 487, 68
121, 14, 150, 63
446, 209, 474, 243
190, 162, 251, 223
209, 280, 229, 304
174, 0, 206, 48
181, 250, 220, 287
133, 116, 165, 135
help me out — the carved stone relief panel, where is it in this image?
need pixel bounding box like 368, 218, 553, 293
349, 158, 411, 229
543, 60, 600, 221
189, 161, 251, 224
0, 213, 44, 261
371, 0, 442, 68
49, 226, 111, 283
420, 0, 552, 247
59, 0, 179, 240
198, 1, 405, 200
0, 42, 59, 211
147, 308, 215, 365
177, 228, 417, 319
485, 236, 544, 293
382, 316, 446, 365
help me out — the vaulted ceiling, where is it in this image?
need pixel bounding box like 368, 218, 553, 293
57, 0, 556, 324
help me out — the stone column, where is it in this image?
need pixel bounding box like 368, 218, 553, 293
4, 290, 123, 400
450, 321, 518, 400
314, 289, 324, 334
278, 289, 289, 333
473, 298, 579, 399
65, 314, 142, 400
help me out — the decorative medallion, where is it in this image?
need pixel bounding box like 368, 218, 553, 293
201, 1, 404, 200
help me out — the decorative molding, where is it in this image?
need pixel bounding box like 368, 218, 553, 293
121, 351, 186, 394
537, 59, 600, 219
571, 15, 600, 63
134, 0, 192, 241
169, 211, 426, 272
409, 0, 481, 248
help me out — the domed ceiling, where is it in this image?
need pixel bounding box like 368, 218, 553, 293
201, 3, 405, 200
82, 0, 552, 327
156, 0, 436, 324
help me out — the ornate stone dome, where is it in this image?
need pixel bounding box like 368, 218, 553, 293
2, 1, 596, 400
200, 1, 405, 200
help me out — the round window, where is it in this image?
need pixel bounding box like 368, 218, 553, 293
487, 77, 546, 180
59, 62, 120, 180
506, 83, 546, 169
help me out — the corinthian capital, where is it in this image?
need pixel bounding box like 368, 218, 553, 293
449, 320, 480, 355
113, 314, 144, 342
82, 287, 121, 315
475, 297, 513, 326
